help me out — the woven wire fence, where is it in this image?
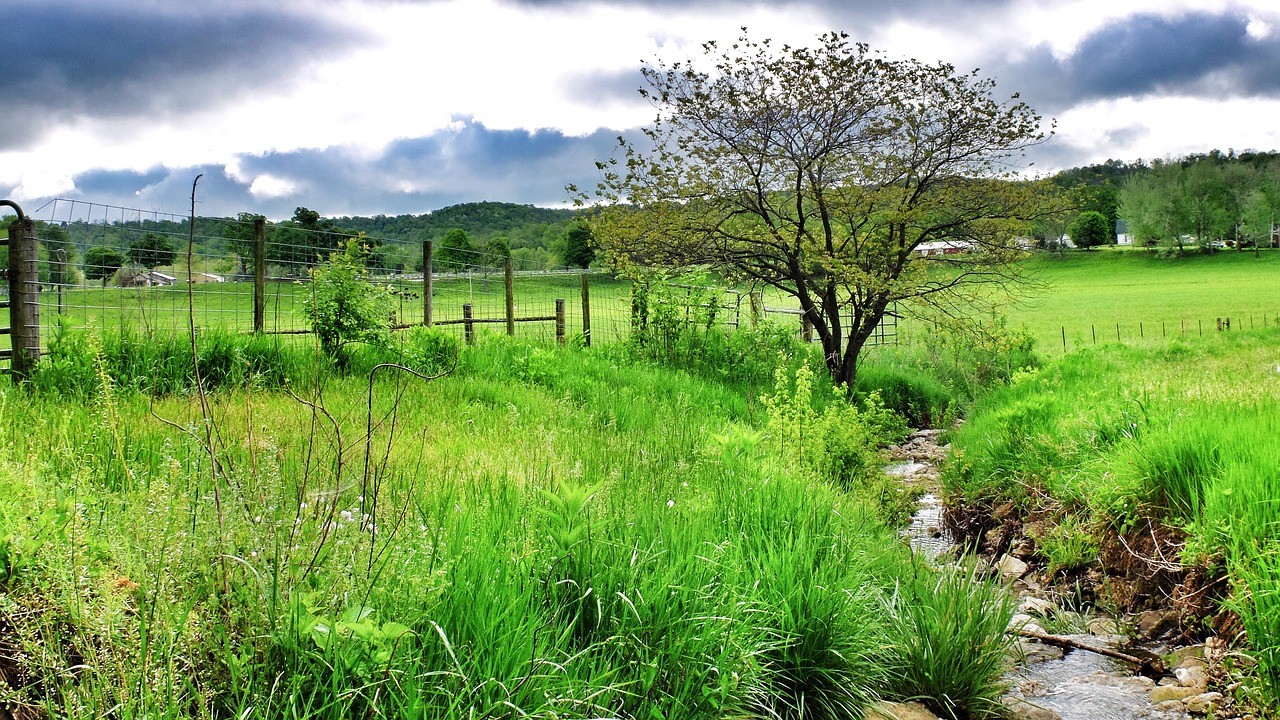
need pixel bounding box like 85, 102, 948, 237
24, 199, 641, 348
8, 198, 900, 362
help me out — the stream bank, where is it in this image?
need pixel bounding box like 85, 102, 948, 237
881, 429, 1246, 720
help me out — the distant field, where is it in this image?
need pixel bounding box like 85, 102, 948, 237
893, 247, 1280, 354
5, 249, 1277, 357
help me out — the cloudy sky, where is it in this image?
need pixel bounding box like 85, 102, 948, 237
4, 0, 1279, 221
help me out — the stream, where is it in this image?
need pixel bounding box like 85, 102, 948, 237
889, 430, 1198, 720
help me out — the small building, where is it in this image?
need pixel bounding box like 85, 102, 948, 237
1116, 220, 1133, 246
149, 271, 177, 286
190, 272, 226, 284
915, 240, 971, 256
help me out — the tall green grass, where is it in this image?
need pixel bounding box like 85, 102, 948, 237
0, 332, 1016, 719
944, 327, 1280, 711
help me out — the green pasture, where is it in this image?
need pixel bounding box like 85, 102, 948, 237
14, 273, 637, 348
997, 247, 1280, 352
10, 249, 1277, 363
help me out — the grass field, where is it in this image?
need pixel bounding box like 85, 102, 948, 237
996, 247, 1280, 352
6, 249, 1277, 365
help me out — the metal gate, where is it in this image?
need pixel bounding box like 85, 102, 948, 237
2, 200, 40, 378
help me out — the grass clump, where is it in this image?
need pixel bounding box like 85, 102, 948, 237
886, 564, 1016, 719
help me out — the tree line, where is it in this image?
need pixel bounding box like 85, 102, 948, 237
15, 202, 595, 286
1044, 150, 1280, 253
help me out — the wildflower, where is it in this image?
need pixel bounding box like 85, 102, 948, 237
667, 499, 675, 508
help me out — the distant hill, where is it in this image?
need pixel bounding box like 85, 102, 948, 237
330, 201, 583, 270
334, 201, 579, 242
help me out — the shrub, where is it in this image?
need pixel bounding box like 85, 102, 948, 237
761, 363, 913, 521
391, 325, 461, 376
304, 236, 394, 361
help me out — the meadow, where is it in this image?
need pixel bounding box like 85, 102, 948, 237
2, 247, 1279, 718
0, 320, 1016, 719
993, 247, 1280, 352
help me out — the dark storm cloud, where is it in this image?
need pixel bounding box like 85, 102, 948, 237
0, 0, 356, 150
35, 120, 627, 221
993, 12, 1280, 114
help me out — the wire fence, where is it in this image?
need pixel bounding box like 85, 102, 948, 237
10, 198, 858, 359
6, 197, 1270, 373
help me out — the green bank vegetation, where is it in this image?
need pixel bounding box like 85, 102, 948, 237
944, 326, 1280, 710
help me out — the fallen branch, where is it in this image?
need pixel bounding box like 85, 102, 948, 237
1013, 628, 1167, 674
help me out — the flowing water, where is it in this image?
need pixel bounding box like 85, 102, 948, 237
892, 431, 1192, 720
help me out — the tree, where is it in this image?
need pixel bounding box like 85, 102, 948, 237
40, 222, 76, 285
581, 31, 1048, 386
84, 246, 126, 286
559, 221, 595, 268
1119, 165, 1171, 249
270, 207, 355, 274
1244, 160, 1280, 251
436, 228, 475, 271
129, 233, 177, 270
223, 212, 264, 275
486, 235, 512, 269
1068, 211, 1111, 250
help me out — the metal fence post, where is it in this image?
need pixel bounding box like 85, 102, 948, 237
7, 214, 39, 379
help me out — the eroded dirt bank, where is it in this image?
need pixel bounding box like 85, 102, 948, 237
882, 429, 1251, 720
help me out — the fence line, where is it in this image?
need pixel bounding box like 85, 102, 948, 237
4, 198, 898, 368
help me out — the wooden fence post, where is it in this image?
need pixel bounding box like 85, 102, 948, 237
423, 240, 434, 327
580, 273, 591, 347
253, 216, 266, 333
555, 299, 566, 345
750, 292, 763, 327
504, 258, 515, 336
801, 312, 813, 343
7, 216, 39, 379
463, 303, 475, 345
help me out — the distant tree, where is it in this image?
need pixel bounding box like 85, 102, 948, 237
1243, 159, 1280, 251
437, 228, 475, 271
559, 222, 595, 268
487, 235, 512, 268
40, 223, 76, 285
1119, 163, 1184, 251
1180, 161, 1231, 251
84, 246, 127, 286
223, 212, 264, 275
1068, 211, 1111, 250
129, 233, 178, 269
270, 207, 356, 274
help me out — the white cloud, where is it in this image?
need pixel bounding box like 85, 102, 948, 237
1052, 94, 1280, 165
248, 174, 297, 199
11, 171, 76, 202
